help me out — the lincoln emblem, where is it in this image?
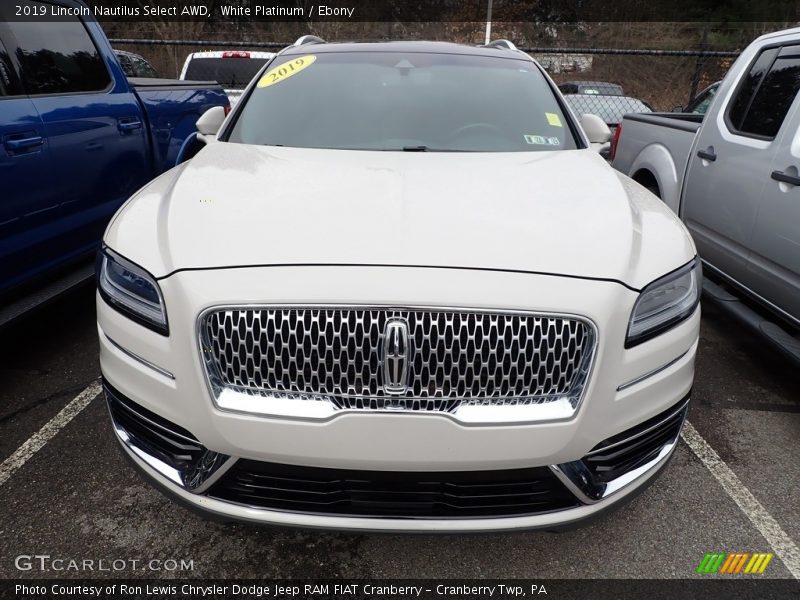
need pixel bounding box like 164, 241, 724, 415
382, 318, 410, 394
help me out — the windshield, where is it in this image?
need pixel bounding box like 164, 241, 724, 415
184, 57, 269, 88
227, 51, 579, 152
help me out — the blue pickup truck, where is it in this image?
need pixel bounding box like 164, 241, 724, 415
0, 0, 227, 310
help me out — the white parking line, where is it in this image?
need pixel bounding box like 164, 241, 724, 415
0, 380, 102, 488
682, 419, 800, 579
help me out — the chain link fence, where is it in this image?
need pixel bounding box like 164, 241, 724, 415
531, 47, 737, 123
110, 38, 739, 121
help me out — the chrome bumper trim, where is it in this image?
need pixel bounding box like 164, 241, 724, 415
212, 387, 580, 426
549, 400, 688, 504
616, 350, 689, 392
549, 438, 678, 504
585, 397, 690, 457
105, 334, 175, 380
114, 434, 673, 532
109, 417, 236, 494
104, 384, 235, 493
107, 390, 684, 530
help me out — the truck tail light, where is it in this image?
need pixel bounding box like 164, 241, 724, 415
222, 51, 250, 59
609, 123, 622, 162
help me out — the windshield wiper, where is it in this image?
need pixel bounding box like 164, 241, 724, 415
401, 146, 473, 152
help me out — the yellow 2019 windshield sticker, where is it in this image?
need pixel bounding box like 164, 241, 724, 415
546, 112, 563, 127
257, 55, 316, 88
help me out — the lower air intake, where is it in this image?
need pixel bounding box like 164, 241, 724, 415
208, 460, 579, 518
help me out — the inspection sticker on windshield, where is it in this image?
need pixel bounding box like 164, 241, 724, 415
525, 135, 560, 146
545, 112, 563, 127
257, 55, 316, 88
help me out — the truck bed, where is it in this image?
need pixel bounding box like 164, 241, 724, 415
612, 112, 703, 213
622, 112, 703, 132
130, 78, 227, 172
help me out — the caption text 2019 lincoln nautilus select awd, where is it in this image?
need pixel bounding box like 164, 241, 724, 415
97, 38, 700, 531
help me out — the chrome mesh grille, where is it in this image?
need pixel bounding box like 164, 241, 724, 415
200, 307, 595, 414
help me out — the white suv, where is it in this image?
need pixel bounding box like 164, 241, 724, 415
98, 39, 700, 532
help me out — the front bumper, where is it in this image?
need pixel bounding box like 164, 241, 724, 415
98, 265, 699, 531
106, 379, 689, 532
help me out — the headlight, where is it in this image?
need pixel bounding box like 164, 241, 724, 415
98, 247, 168, 335
626, 259, 701, 347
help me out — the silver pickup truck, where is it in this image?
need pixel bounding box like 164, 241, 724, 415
613, 27, 800, 361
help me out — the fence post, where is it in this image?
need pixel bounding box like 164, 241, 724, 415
688, 28, 709, 107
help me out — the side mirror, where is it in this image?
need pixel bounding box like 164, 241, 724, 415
672, 105, 684, 113
581, 113, 611, 148
196, 106, 226, 138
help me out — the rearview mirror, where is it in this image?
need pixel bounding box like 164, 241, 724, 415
581, 113, 611, 148
196, 106, 226, 138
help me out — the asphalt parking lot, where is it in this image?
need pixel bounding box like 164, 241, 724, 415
0, 283, 797, 580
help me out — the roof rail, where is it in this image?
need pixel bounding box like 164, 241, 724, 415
483, 39, 518, 51
293, 35, 326, 47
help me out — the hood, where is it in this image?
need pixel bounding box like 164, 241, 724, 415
106, 143, 695, 290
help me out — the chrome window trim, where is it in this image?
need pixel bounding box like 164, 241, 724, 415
195, 304, 599, 426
